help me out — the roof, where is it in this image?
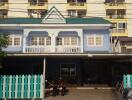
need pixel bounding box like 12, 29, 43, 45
0, 17, 111, 24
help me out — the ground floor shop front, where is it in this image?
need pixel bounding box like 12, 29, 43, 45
1, 55, 132, 87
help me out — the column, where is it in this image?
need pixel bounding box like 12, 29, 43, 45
42, 57, 46, 99
22, 30, 29, 53
78, 30, 83, 53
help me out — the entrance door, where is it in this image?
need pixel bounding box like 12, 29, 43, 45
60, 63, 76, 84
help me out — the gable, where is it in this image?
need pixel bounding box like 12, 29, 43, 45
42, 6, 66, 24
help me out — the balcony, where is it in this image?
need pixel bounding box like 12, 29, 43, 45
25, 46, 51, 53
28, 3, 48, 9
105, 3, 126, 9
111, 29, 128, 36
0, 2, 8, 9
106, 15, 126, 19
56, 46, 81, 53
67, 2, 87, 10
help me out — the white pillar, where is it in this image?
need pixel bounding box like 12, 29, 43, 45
23, 30, 29, 53
78, 30, 83, 53
42, 57, 46, 100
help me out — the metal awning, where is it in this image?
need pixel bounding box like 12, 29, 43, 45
28, 31, 49, 37
58, 31, 78, 37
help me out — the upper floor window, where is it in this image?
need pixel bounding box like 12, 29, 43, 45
8, 35, 21, 47
31, 36, 51, 46
87, 35, 103, 47
57, 37, 79, 46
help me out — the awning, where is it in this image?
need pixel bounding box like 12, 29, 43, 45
58, 31, 78, 37
28, 31, 49, 37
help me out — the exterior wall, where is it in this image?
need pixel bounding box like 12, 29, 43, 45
1, 29, 23, 52
0, 27, 111, 53
8, 0, 28, 17
48, 0, 67, 16
83, 29, 111, 52
126, 0, 132, 37
87, 0, 106, 18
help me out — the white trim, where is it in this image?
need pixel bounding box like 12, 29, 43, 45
0, 24, 111, 27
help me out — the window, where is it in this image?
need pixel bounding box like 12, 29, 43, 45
64, 37, 70, 45
71, 37, 78, 45
88, 36, 94, 46
14, 37, 21, 46
68, 10, 76, 17
8, 35, 21, 47
96, 36, 102, 46
60, 63, 76, 77
57, 37, 62, 45
57, 37, 78, 46
31, 37, 37, 45
46, 37, 51, 45
31, 36, 51, 46
87, 35, 103, 47
39, 37, 45, 45
8, 37, 12, 46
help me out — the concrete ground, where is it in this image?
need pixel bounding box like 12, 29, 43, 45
45, 89, 123, 100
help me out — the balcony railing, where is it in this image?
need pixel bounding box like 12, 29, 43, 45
55, 46, 81, 53
105, 3, 126, 9
106, 15, 126, 19
28, 3, 48, 9
67, 2, 87, 10
0, 2, 8, 9
111, 29, 127, 33
25, 46, 51, 53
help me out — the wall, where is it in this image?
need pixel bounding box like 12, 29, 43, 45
8, 0, 28, 17
126, 0, 132, 37
0, 29, 23, 52
83, 29, 111, 52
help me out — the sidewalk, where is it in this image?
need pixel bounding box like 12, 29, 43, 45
45, 88, 123, 100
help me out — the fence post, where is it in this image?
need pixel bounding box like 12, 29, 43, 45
127, 74, 131, 88
123, 75, 127, 89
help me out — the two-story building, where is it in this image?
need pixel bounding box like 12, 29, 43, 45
0, 7, 118, 85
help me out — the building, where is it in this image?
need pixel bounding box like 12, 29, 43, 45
0, 6, 114, 85
0, 0, 132, 87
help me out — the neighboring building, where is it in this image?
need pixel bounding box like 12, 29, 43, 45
0, 0, 132, 37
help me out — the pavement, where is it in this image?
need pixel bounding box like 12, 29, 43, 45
45, 88, 123, 100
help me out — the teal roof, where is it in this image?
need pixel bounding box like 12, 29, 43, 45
66, 17, 111, 24
0, 17, 111, 24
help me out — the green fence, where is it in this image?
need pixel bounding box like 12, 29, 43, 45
0, 75, 43, 99
123, 74, 132, 89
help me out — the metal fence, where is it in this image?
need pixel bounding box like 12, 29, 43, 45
0, 75, 43, 99
123, 74, 132, 89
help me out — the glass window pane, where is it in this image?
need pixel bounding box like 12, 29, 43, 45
39, 37, 45, 45
88, 36, 94, 46
96, 36, 102, 46
8, 37, 12, 46
57, 37, 62, 45
64, 37, 70, 45
31, 37, 37, 45
14, 37, 20, 46
71, 37, 77, 45
46, 37, 51, 45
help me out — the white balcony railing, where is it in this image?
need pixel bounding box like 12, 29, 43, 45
111, 29, 126, 33
55, 46, 81, 53
25, 46, 51, 53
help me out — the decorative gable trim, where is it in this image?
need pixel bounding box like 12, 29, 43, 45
42, 6, 66, 24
